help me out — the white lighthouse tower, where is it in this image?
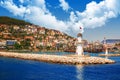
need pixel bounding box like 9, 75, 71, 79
104, 37, 108, 55
76, 27, 84, 55
76, 33, 83, 55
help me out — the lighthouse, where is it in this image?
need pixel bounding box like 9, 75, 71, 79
104, 37, 108, 55
76, 27, 84, 55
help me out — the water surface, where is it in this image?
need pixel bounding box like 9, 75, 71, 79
0, 52, 120, 80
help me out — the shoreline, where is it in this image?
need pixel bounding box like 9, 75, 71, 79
99, 54, 120, 57
0, 52, 115, 65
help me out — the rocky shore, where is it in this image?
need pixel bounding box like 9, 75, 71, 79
99, 53, 120, 57
0, 52, 115, 65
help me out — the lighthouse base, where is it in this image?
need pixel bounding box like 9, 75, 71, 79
76, 45, 83, 55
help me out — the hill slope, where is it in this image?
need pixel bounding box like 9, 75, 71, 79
0, 16, 31, 25
0, 16, 75, 51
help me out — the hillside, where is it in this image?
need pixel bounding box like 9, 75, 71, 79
0, 16, 31, 25
0, 16, 76, 52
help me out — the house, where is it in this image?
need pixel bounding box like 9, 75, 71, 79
101, 39, 120, 49
6, 40, 17, 49
24, 36, 34, 41
2, 32, 11, 39
102, 39, 120, 44
34, 40, 41, 47
50, 30, 55, 36
0, 40, 6, 49
6, 40, 17, 46
24, 25, 37, 34
37, 27, 45, 34
13, 26, 20, 30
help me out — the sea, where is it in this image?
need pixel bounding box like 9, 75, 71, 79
0, 52, 120, 80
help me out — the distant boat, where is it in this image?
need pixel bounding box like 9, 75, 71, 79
64, 49, 75, 52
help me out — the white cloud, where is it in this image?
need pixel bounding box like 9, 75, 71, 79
19, 0, 24, 3
19, 0, 30, 4
59, 0, 70, 11
0, 0, 30, 17
0, 0, 120, 37
75, 0, 120, 28
24, 6, 68, 31
70, 11, 77, 23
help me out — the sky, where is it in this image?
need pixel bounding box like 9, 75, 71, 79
0, 0, 120, 41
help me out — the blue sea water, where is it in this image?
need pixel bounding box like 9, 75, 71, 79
0, 52, 120, 80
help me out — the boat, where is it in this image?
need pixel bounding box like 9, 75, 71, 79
64, 49, 75, 52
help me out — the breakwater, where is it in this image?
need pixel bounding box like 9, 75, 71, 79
0, 52, 115, 65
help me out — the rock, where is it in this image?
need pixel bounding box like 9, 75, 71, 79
0, 52, 115, 65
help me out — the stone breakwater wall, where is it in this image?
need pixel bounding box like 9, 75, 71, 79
0, 52, 115, 65
99, 54, 120, 57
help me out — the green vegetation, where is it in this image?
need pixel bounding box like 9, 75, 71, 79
0, 16, 31, 25
14, 42, 22, 50
20, 39, 31, 49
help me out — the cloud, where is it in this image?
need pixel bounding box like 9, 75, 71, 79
0, 0, 30, 17
59, 0, 70, 11
19, 0, 24, 3
24, 6, 68, 31
0, 0, 120, 37
75, 0, 120, 28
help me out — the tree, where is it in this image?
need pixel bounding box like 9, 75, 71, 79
46, 46, 51, 51
14, 42, 22, 50
39, 37, 42, 42
20, 39, 31, 49
37, 45, 43, 51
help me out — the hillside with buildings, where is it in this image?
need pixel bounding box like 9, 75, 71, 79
0, 16, 120, 53
0, 16, 77, 52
